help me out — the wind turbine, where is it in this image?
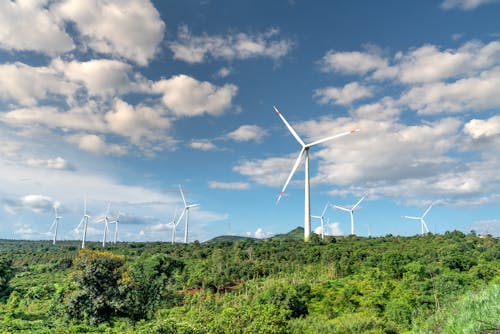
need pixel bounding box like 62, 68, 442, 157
95, 203, 111, 247
273, 106, 359, 242
403, 202, 434, 235
332, 194, 366, 235
168, 208, 180, 244
176, 186, 199, 244
312, 202, 329, 239
110, 212, 121, 244
75, 198, 90, 248
49, 202, 62, 245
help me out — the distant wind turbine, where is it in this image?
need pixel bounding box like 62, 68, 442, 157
273, 106, 359, 242
95, 203, 112, 247
49, 202, 62, 245
312, 202, 329, 239
168, 208, 180, 244
177, 186, 199, 244
402, 202, 435, 235
332, 194, 366, 235
75, 198, 90, 248
109, 212, 121, 244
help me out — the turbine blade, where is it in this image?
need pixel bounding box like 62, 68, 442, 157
176, 209, 186, 226
352, 195, 366, 210
321, 202, 329, 217
422, 219, 430, 233
403, 216, 421, 220
422, 203, 434, 218
187, 204, 199, 208
311, 215, 321, 219
49, 220, 56, 232
75, 217, 85, 230
273, 106, 305, 147
179, 185, 187, 207
277, 147, 306, 204
307, 129, 360, 147
333, 205, 350, 212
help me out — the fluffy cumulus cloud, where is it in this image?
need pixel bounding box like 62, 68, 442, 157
105, 99, 174, 149
208, 181, 250, 190
464, 115, 500, 138
66, 133, 126, 156
52, 58, 145, 97
169, 26, 293, 64
314, 82, 374, 105
441, 0, 500, 10
225, 125, 267, 142
0, 62, 77, 106
153, 75, 238, 117
54, 0, 165, 65
314, 222, 343, 236
319, 49, 388, 75
0, 0, 74, 54
400, 67, 500, 114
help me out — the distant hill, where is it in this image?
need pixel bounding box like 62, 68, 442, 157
205, 235, 257, 243
270, 226, 304, 241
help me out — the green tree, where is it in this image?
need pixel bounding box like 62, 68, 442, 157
63, 249, 128, 325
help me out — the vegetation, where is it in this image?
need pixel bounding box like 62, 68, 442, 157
0, 230, 498, 333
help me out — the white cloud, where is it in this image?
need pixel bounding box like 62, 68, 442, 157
189, 140, 219, 151
464, 115, 500, 138
54, 0, 165, 65
400, 67, 500, 114
66, 133, 126, 156
21, 194, 54, 214
314, 82, 374, 105
169, 26, 293, 64
254, 228, 273, 239
0, 62, 77, 106
0, 0, 73, 54
216, 67, 232, 78
315, 222, 343, 236
209, 181, 250, 190
225, 125, 267, 142
233, 154, 298, 187
441, 0, 500, 10
25, 157, 74, 171
105, 99, 173, 148
153, 74, 238, 117
319, 49, 388, 75
353, 97, 400, 120
52, 58, 144, 97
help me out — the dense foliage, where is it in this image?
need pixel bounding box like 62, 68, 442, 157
0, 230, 498, 333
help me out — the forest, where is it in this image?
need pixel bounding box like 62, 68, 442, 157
0, 229, 498, 333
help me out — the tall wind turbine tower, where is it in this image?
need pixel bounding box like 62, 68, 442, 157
274, 106, 359, 241
332, 194, 366, 235
50, 202, 62, 245
75, 199, 90, 248
403, 202, 435, 235
95, 203, 111, 247
177, 186, 199, 244
312, 202, 329, 239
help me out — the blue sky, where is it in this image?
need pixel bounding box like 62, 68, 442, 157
0, 0, 499, 243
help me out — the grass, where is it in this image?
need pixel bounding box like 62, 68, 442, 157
414, 284, 500, 334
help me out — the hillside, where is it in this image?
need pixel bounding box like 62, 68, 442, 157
0, 231, 498, 333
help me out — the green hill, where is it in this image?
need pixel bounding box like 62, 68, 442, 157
205, 235, 257, 243
271, 226, 305, 240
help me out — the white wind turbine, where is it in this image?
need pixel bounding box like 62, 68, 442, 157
312, 202, 329, 239
403, 202, 434, 235
273, 106, 360, 242
75, 198, 91, 248
176, 186, 199, 244
95, 203, 112, 247
168, 208, 180, 244
49, 202, 62, 245
332, 194, 366, 235
109, 212, 121, 244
